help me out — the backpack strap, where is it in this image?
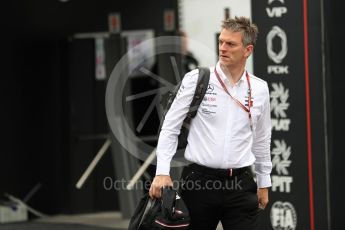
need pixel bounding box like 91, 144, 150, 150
158, 67, 210, 151
190, 67, 210, 117
183, 67, 210, 125
176, 67, 210, 150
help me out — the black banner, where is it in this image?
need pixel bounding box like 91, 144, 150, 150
252, 0, 330, 229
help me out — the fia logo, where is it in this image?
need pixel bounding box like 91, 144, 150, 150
270, 201, 297, 230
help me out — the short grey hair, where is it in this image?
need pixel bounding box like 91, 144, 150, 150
221, 16, 259, 46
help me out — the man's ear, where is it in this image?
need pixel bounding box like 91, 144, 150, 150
244, 45, 254, 58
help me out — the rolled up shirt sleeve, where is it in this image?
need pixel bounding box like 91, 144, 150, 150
251, 83, 272, 188
156, 71, 198, 175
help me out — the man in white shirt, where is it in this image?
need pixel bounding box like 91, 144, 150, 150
149, 16, 272, 230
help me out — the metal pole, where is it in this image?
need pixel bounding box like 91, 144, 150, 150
126, 149, 156, 190
76, 138, 112, 189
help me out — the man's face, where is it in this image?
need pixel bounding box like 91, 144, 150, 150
218, 29, 253, 68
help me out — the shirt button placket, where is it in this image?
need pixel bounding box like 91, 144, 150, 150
222, 98, 233, 167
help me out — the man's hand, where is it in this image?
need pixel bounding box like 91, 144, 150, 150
149, 175, 173, 199
257, 188, 269, 210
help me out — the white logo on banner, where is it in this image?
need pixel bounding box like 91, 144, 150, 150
266, 7, 288, 18
268, 0, 285, 4
270, 201, 297, 230
270, 83, 290, 131
272, 140, 291, 175
271, 83, 289, 117
267, 26, 288, 64
268, 65, 289, 74
271, 140, 293, 192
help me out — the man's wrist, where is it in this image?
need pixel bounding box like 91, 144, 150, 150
256, 174, 272, 188
155, 160, 171, 175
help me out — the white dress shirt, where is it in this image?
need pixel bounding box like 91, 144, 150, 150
156, 62, 272, 188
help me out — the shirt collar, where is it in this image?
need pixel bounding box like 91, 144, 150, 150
216, 62, 246, 85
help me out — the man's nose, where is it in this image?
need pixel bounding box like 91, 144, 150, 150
219, 42, 226, 51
